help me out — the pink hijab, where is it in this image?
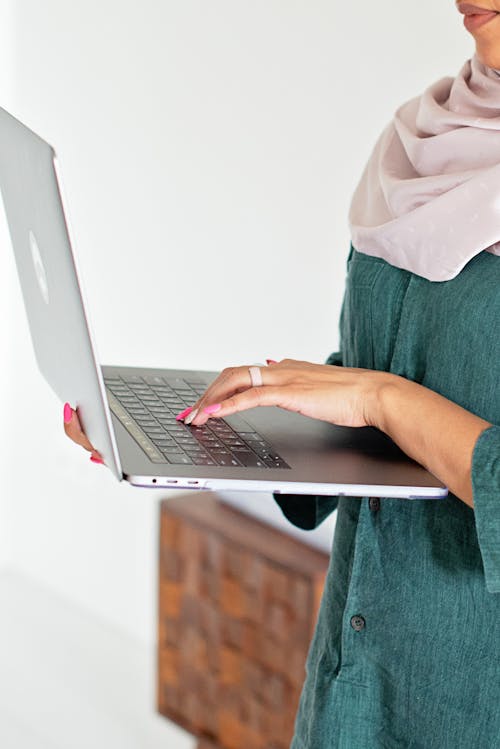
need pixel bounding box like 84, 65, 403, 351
348, 54, 500, 282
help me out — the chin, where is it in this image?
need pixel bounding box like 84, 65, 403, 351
475, 43, 500, 70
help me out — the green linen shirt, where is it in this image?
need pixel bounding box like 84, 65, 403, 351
275, 246, 500, 749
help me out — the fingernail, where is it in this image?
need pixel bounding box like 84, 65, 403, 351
184, 408, 199, 425
63, 403, 73, 424
204, 403, 221, 415
266, 359, 278, 365
176, 406, 193, 421
90, 455, 104, 464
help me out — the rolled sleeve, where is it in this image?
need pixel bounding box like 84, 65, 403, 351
326, 350, 343, 367
472, 425, 500, 594
273, 493, 339, 531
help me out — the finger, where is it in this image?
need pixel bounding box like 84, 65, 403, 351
179, 372, 232, 420
188, 362, 305, 426
183, 366, 256, 424
195, 385, 296, 425
63, 403, 96, 453
189, 364, 281, 425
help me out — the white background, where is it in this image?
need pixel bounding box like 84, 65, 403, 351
0, 0, 472, 645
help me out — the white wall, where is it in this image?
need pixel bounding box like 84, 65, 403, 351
0, 0, 473, 644
0, 0, 14, 570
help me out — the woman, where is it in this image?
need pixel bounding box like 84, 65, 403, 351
65, 2, 500, 745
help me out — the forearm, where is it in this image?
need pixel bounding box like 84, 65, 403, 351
373, 375, 492, 508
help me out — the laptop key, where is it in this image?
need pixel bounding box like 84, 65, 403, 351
194, 435, 217, 444
164, 378, 188, 389
154, 440, 178, 449
253, 445, 277, 459
108, 388, 131, 397
118, 397, 141, 406
244, 435, 269, 445
122, 374, 144, 384
214, 455, 242, 467
223, 439, 246, 447
265, 458, 290, 469
244, 441, 268, 453
143, 375, 168, 387
267, 452, 285, 462
145, 428, 169, 437
149, 453, 168, 464
211, 427, 234, 438
184, 448, 211, 458
232, 451, 267, 468
163, 453, 193, 465
192, 457, 216, 466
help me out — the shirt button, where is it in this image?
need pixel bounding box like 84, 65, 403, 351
369, 497, 380, 512
350, 615, 366, 632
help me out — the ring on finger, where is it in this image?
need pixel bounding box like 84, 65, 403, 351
248, 365, 263, 388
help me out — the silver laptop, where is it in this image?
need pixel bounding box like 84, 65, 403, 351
0, 106, 448, 499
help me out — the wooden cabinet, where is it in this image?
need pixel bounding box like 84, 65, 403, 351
157, 495, 329, 749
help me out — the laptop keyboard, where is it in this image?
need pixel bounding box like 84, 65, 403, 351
104, 374, 290, 469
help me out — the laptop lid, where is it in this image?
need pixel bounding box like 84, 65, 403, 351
0, 106, 122, 481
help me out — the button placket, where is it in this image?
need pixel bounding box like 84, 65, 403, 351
338, 500, 372, 680
369, 497, 381, 513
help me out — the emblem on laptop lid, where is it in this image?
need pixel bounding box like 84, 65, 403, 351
29, 230, 49, 305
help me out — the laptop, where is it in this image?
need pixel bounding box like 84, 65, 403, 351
0, 106, 448, 499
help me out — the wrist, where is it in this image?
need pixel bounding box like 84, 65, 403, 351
364, 372, 411, 432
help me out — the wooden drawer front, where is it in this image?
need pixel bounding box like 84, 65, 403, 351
158, 497, 328, 749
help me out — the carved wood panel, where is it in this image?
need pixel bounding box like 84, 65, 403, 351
158, 496, 329, 749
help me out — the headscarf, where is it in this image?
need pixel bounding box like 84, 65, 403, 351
348, 54, 500, 281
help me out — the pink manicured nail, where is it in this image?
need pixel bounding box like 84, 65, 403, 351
204, 403, 221, 415
90, 455, 104, 464
63, 403, 73, 424
266, 359, 278, 365
176, 406, 193, 421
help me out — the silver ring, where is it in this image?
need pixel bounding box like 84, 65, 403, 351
248, 366, 263, 388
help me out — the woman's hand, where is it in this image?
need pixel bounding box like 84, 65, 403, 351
63, 403, 104, 464
179, 359, 393, 429
178, 358, 492, 507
